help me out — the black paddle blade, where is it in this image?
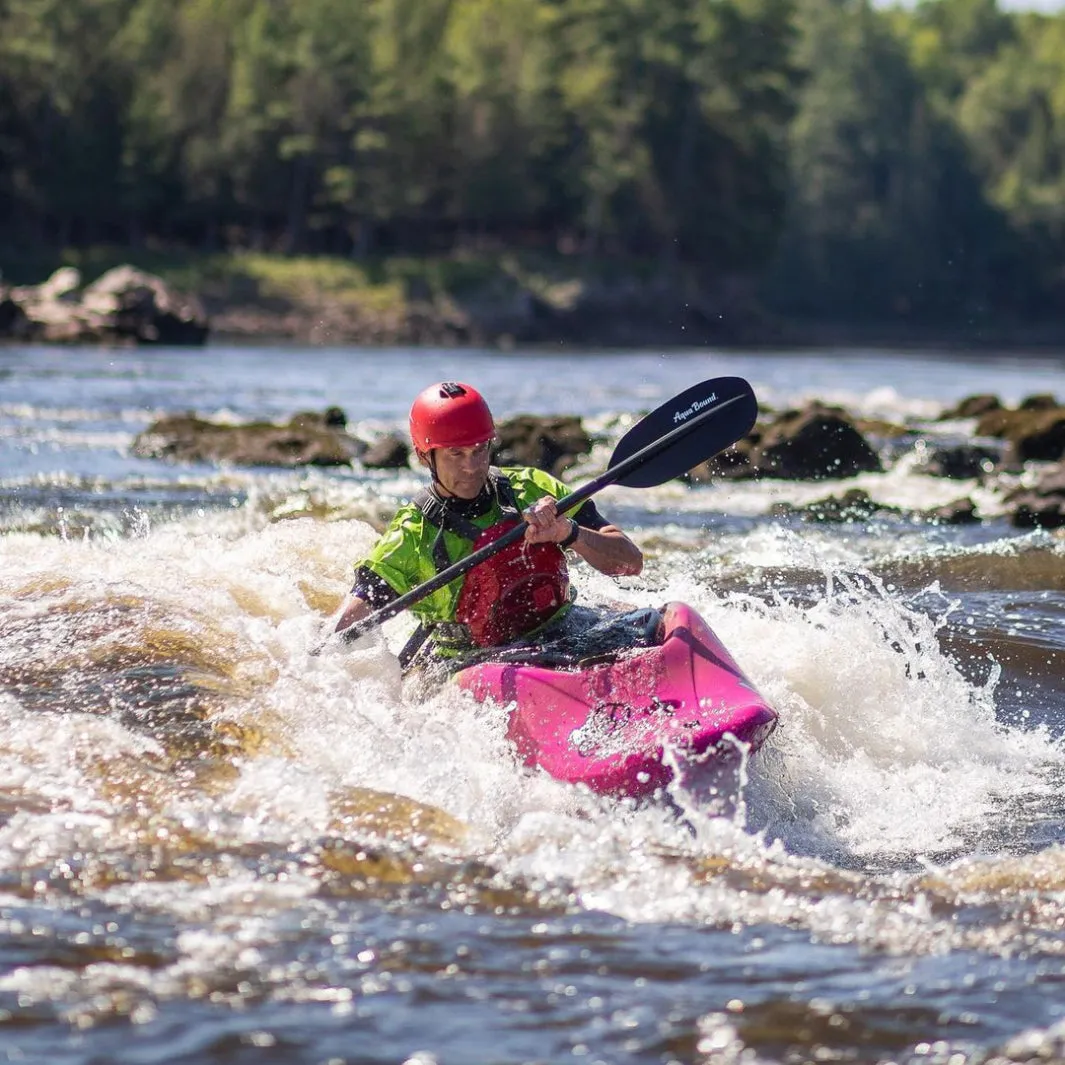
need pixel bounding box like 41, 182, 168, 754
607, 377, 758, 488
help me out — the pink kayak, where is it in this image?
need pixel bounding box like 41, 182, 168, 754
454, 601, 777, 799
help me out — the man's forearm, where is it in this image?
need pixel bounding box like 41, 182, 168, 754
568, 524, 643, 577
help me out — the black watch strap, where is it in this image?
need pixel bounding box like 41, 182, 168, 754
559, 518, 581, 549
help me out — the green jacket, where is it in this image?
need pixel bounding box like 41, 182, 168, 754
357, 466, 578, 630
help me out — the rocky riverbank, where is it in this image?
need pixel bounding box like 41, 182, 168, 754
160, 283, 1065, 351
7, 260, 1065, 349
2, 261, 756, 348
0, 265, 209, 345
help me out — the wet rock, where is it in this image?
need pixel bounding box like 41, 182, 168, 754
939, 394, 1002, 419
1019, 393, 1059, 411
131, 410, 361, 467
290, 407, 349, 431
1005, 465, 1065, 529
770, 488, 899, 523
3, 265, 209, 345
686, 436, 761, 483
976, 404, 1065, 463
492, 415, 591, 477
916, 442, 1002, 479
362, 433, 411, 469
322, 406, 348, 429
924, 498, 980, 525
1007, 494, 1065, 529
686, 406, 881, 483
752, 404, 882, 480
773, 487, 979, 526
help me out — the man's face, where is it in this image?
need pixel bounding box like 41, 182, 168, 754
426, 440, 492, 499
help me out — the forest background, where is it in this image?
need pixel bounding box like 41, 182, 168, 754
1, 0, 1064, 345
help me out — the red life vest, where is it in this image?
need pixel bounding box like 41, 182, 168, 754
415, 472, 572, 649
454, 518, 570, 647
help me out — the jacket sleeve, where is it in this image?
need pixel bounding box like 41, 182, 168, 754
351, 564, 399, 607
352, 509, 420, 601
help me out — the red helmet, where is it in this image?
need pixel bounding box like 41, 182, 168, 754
409, 381, 494, 451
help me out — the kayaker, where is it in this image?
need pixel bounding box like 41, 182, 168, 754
333, 381, 643, 663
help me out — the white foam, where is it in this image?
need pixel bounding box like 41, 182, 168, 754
1, 509, 1063, 963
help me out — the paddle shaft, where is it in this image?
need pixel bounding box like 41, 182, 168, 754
338, 389, 746, 643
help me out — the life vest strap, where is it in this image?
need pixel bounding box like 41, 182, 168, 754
413, 469, 522, 574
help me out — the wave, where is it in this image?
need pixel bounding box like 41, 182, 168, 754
0, 504, 1061, 967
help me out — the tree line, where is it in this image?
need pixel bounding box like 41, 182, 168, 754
1, 0, 1063, 325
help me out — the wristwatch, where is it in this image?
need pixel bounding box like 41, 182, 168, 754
559, 519, 581, 549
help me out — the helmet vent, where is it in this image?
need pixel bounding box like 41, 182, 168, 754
440, 382, 467, 398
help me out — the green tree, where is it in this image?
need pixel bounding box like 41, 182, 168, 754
441, 0, 566, 238
548, 0, 798, 269
901, 0, 1013, 105
0, 0, 138, 244
767, 0, 1018, 321
957, 14, 1065, 306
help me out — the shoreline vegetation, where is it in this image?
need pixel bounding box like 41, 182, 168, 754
3, 0, 1065, 350
3, 249, 1065, 351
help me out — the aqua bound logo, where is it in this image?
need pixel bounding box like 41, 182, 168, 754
672, 392, 718, 425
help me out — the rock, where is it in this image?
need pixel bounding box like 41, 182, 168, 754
323, 406, 348, 429
751, 404, 882, 480
771, 488, 982, 525
770, 488, 898, 523
1019, 393, 1059, 411
684, 406, 881, 484
80, 265, 209, 344
362, 434, 411, 469
131, 410, 360, 467
35, 266, 82, 301
492, 415, 591, 477
925, 498, 980, 525
686, 436, 761, 482
1005, 465, 1065, 529
2, 264, 209, 346
939, 394, 1002, 419
852, 416, 910, 439
916, 442, 1002, 479
290, 407, 349, 431
1008, 493, 1065, 529
0, 288, 32, 340
976, 405, 1065, 463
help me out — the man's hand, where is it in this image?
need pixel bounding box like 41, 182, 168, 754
523, 497, 574, 545
524, 497, 643, 576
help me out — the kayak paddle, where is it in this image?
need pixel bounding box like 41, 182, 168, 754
331, 375, 757, 646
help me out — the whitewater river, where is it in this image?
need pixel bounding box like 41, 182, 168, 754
4, 343, 1065, 1065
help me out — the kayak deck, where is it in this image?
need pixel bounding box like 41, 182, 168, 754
454, 601, 777, 799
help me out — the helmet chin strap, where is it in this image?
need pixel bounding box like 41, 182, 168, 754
415, 447, 440, 484
425, 450, 456, 498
